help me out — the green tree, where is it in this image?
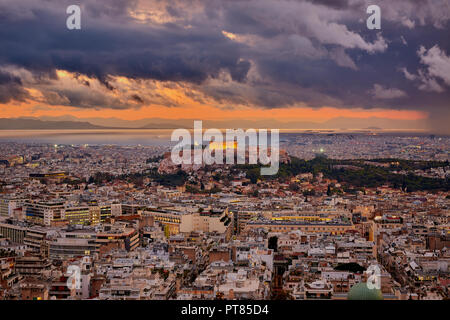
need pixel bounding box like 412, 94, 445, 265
268, 236, 278, 252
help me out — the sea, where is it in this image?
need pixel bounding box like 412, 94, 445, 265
0, 129, 433, 146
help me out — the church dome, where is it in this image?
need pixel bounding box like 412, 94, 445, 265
347, 282, 383, 300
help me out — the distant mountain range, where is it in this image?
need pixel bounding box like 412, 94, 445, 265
0, 118, 185, 130
0, 116, 428, 131
0, 118, 109, 130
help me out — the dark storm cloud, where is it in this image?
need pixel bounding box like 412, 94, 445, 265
131, 94, 144, 103
305, 0, 350, 10
212, 1, 450, 111
83, 0, 139, 18
0, 0, 251, 107
0, 71, 29, 103
0, 0, 449, 131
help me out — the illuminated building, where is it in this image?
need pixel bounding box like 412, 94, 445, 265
29, 172, 69, 181
49, 231, 98, 259
208, 141, 238, 151
24, 201, 65, 226
0, 197, 25, 217
143, 208, 234, 240
62, 206, 101, 226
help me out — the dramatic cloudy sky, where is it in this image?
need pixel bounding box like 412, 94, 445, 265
0, 0, 449, 132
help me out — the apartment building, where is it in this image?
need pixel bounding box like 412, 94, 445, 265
0, 197, 25, 217
0, 221, 27, 243
96, 224, 139, 252
62, 206, 101, 226
144, 208, 233, 240
244, 218, 354, 235
24, 200, 65, 226
49, 230, 98, 259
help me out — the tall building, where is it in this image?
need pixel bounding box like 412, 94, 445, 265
24, 201, 65, 226
144, 208, 234, 240
49, 230, 98, 259
96, 224, 139, 252
0, 222, 27, 243
0, 197, 24, 217
62, 206, 101, 226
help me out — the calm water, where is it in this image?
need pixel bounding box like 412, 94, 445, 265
0, 129, 430, 146
0, 130, 174, 146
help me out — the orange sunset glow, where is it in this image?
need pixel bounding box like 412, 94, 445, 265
0, 100, 427, 122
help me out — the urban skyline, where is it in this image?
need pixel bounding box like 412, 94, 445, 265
0, 0, 449, 304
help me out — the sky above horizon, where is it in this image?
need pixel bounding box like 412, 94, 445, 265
0, 0, 449, 132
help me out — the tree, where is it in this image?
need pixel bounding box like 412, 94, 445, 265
327, 184, 332, 196
272, 290, 292, 300
268, 236, 278, 252
247, 168, 260, 184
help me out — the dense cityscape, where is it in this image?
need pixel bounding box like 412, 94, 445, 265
0, 133, 448, 300
1, 0, 449, 311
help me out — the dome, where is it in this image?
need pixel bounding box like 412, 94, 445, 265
347, 282, 383, 300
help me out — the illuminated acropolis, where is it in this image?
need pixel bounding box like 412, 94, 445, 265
208, 141, 238, 151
